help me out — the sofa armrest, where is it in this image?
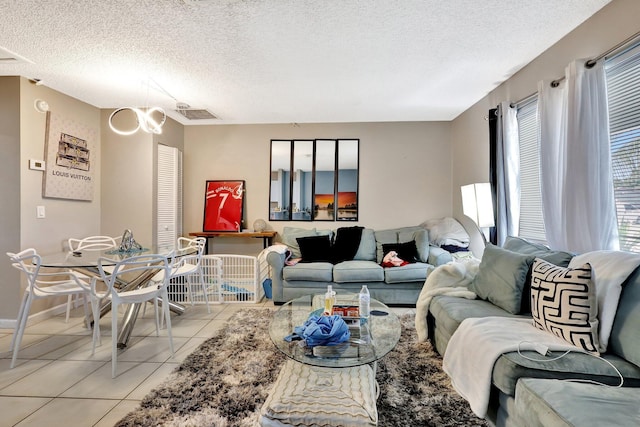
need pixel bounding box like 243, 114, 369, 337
266, 251, 286, 303
429, 245, 452, 266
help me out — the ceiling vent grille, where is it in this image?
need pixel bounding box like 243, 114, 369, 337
175, 106, 219, 120
0, 46, 33, 64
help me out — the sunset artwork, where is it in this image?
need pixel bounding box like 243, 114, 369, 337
337, 192, 357, 208
337, 191, 358, 220
314, 193, 334, 208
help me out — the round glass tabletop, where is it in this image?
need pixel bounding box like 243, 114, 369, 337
269, 293, 401, 368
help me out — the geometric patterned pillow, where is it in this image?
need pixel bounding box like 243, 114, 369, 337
530, 258, 600, 355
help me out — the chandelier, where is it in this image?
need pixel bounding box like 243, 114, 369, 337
108, 106, 167, 136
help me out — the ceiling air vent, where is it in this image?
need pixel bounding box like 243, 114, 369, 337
175, 103, 218, 120
0, 46, 33, 64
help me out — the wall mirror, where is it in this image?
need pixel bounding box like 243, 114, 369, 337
337, 139, 359, 221
292, 140, 313, 220
313, 139, 336, 221
269, 140, 291, 221
269, 138, 358, 221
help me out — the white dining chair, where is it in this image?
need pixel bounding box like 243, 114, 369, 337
7, 248, 93, 369
151, 237, 210, 317
65, 235, 118, 322
89, 253, 174, 378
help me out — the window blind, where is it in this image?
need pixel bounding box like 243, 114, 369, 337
606, 43, 640, 252
517, 100, 547, 243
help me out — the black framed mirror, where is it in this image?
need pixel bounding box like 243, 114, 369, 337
313, 140, 336, 221
292, 140, 313, 220
269, 140, 291, 221
337, 139, 359, 221
269, 138, 359, 221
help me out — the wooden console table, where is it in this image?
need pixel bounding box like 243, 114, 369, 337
188, 231, 277, 254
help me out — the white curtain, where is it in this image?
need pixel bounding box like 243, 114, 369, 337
495, 102, 520, 246
538, 59, 619, 252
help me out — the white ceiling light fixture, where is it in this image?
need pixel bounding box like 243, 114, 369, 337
108, 106, 167, 136
34, 99, 49, 113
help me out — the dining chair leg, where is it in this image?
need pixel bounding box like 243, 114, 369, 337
65, 295, 73, 323
90, 298, 102, 354
11, 294, 33, 369
162, 292, 174, 356
10, 292, 29, 352
186, 275, 196, 307
82, 294, 91, 330
111, 301, 119, 378
198, 268, 211, 313
154, 299, 161, 336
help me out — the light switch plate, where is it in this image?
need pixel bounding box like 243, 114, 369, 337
29, 159, 46, 171
36, 205, 45, 219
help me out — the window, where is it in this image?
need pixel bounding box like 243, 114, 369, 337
606, 43, 640, 252
516, 100, 546, 244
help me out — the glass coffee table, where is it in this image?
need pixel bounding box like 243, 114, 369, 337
269, 293, 401, 368
261, 293, 401, 426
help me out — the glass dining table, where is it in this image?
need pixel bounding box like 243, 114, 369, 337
39, 245, 196, 348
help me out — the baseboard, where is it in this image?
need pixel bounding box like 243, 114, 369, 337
0, 303, 71, 330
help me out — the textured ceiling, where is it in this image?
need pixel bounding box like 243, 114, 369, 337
0, 0, 611, 125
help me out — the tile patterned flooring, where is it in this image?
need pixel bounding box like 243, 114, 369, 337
0, 299, 414, 426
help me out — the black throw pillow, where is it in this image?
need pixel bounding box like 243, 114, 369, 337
296, 235, 332, 263
332, 226, 364, 263
382, 241, 419, 264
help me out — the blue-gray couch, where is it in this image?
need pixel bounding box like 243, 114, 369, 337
426, 236, 640, 426
267, 226, 453, 305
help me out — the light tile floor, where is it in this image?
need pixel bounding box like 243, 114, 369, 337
0, 299, 414, 426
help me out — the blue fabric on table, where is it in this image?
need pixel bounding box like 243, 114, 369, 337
285, 315, 351, 347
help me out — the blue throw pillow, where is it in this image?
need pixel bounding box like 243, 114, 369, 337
470, 244, 535, 314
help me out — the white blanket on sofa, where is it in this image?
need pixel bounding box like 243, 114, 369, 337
415, 258, 480, 342
442, 316, 582, 418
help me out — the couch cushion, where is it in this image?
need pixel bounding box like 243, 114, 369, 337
429, 296, 522, 352
283, 262, 333, 282
504, 236, 574, 314
398, 228, 430, 263
503, 236, 573, 266
470, 244, 535, 314
333, 261, 384, 283
610, 265, 640, 367
492, 350, 640, 397
281, 227, 318, 258
384, 262, 431, 283
353, 228, 376, 261
530, 258, 599, 354
515, 378, 640, 427
569, 250, 640, 354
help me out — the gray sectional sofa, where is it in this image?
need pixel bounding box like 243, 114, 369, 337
426, 236, 640, 427
267, 225, 453, 305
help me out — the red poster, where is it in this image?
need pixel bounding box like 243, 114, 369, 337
203, 180, 245, 232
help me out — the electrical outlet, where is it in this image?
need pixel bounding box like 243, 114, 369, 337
36, 205, 45, 219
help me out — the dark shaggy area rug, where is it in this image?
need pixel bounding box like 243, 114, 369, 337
116, 309, 489, 427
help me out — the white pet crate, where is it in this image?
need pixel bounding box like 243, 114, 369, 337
167, 254, 262, 304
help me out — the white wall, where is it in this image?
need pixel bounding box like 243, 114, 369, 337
0, 77, 102, 320
450, 0, 640, 218
184, 121, 452, 254
20, 79, 102, 254
0, 77, 22, 320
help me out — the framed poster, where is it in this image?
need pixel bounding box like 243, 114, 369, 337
203, 180, 245, 232
43, 111, 96, 201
